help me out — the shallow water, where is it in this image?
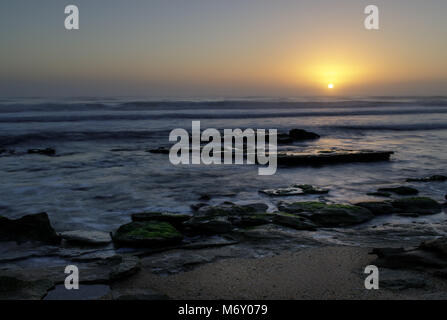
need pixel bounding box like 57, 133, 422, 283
1, 96, 446, 241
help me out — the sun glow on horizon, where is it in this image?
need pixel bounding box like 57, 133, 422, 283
328, 83, 334, 89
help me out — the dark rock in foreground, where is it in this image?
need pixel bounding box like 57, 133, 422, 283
367, 191, 391, 198
277, 201, 374, 227
27, 148, 56, 156
373, 236, 447, 271
196, 202, 268, 217
406, 175, 447, 183
391, 197, 441, 215
277, 149, 394, 166
0, 213, 61, 244
113, 221, 183, 247
377, 186, 419, 195
183, 216, 233, 234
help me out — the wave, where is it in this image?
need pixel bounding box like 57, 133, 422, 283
1, 107, 447, 123
1, 97, 447, 113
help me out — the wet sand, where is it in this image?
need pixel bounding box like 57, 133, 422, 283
114, 246, 422, 300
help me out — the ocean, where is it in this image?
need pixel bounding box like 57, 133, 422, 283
1, 96, 446, 246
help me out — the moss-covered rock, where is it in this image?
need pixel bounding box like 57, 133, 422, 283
113, 221, 183, 247
277, 201, 374, 227
354, 201, 397, 216
230, 213, 275, 227
391, 197, 441, 215
196, 202, 268, 217
183, 216, 233, 234
377, 186, 419, 195
131, 212, 190, 228
293, 184, 329, 194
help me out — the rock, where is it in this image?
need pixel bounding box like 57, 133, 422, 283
277, 201, 374, 227
260, 187, 305, 196
260, 184, 329, 197
273, 213, 317, 230
406, 175, 447, 182
377, 186, 419, 195
183, 216, 233, 234
288, 129, 320, 140
198, 194, 211, 201
277, 149, 394, 166
27, 148, 56, 156
294, 184, 329, 194
373, 247, 447, 269
109, 255, 141, 281
230, 213, 275, 227
0, 276, 54, 300
196, 202, 268, 217
113, 221, 183, 248
0, 213, 61, 244
131, 212, 190, 228
60, 230, 112, 245
354, 201, 396, 216
397, 212, 420, 218
190, 203, 208, 212
419, 237, 447, 256
181, 236, 239, 250
391, 197, 441, 215
147, 147, 169, 154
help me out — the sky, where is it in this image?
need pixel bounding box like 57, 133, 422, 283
1, 0, 446, 98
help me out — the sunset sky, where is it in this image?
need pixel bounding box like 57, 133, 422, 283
1, 0, 446, 97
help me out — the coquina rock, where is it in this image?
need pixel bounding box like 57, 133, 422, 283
391, 197, 441, 215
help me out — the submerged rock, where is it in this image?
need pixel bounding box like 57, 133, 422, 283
277, 149, 394, 166
113, 221, 183, 247
0, 213, 61, 244
288, 129, 320, 140
273, 213, 317, 230
377, 186, 419, 195
277, 201, 374, 227
406, 175, 447, 182
27, 148, 56, 156
260, 184, 329, 197
391, 197, 441, 215
230, 213, 275, 227
60, 230, 112, 245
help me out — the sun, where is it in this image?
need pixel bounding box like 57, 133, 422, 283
328, 83, 334, 89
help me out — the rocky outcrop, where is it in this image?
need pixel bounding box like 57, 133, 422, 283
277, 201, 374, 227
0, 213, 61, 244
377, 186, 419, 195
113, 221, 183, 247
195, 202, 268, 217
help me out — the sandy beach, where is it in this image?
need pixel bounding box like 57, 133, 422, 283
111, 246, 447, 300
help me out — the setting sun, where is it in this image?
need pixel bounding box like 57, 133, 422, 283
328, 83, 334, 89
